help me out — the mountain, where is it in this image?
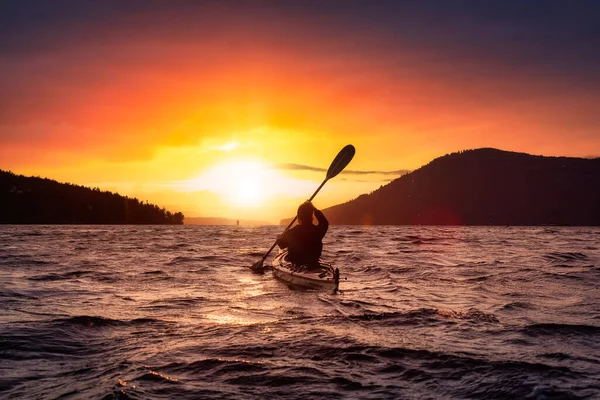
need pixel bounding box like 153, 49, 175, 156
0, 170, 184, 224
321, 148, 600, 226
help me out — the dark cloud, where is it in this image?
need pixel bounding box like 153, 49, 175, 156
2, 1, 599, 94
274, 163, 409, 176
2, 0, 598, 81
2, 1, 599, 128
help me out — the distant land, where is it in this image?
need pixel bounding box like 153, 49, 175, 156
0, 170, 184, 224
185, 217, 270, 226
283, 148, 600, 226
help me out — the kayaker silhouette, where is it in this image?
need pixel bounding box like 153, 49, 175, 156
277, 201, 329, 269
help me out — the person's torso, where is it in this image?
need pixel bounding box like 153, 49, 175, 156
286, 224, 323, 265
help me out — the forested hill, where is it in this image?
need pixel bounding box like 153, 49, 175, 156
0, 170, 184, 224
322, 148, 600, 226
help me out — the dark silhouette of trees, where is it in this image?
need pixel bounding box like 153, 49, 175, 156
321, 148, 600, 226
0, 170, 184, 224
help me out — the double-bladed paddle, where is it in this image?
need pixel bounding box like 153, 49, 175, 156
250, 144, 356, 273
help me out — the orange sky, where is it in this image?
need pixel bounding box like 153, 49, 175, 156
1, 2, 599, 223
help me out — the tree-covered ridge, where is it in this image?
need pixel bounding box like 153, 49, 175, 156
321, 148, 600, 226
0, 170, 184, 224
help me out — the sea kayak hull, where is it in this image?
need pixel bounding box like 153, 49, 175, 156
271, 250, 339, 292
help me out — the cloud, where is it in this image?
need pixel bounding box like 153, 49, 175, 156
274, 163, 326, 173
344, 169, 411, 176
273, 163, 410, 176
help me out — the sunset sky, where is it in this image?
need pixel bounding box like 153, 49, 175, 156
1, 1, 599, 223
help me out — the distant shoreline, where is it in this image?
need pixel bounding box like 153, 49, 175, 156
1, 223, 598, 227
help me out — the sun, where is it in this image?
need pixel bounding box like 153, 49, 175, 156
192, 160, 269, 207
176, 158, 318, 214
230, 167, 264, 206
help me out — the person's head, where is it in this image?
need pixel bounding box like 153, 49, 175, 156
297, 202, 314, 225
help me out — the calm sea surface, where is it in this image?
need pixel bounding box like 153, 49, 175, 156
0, 225, 599, 399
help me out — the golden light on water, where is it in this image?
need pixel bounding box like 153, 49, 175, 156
204, 314, 256, 326
146, 370, 178, 383
236, 276, 267, 298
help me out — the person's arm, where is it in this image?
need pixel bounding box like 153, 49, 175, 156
277, 232, 289, 249
314, 208, 329, 238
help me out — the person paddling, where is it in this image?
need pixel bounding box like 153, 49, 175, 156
250, 145, 354, 273
277, 201, 329, 269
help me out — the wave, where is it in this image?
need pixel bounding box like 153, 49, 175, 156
2, 257, 56, 267
540, 352, 600, 365
115, 295, 136, 301
343, 308, 499, 324
224, 371, 316, 387
550, 263, 596, 270
2, 225, 599, 400
143, 270, 166, 275
166, 255, 222, 265
435, 308, 500, 323
28, 269, 96, 281
338, 299, 378, 310
239, 251, 266, 257
391, 235, 457, 245
502, 301, 534, 310
145, 297, 205, 309
522, 323, 600, 337
543, 252, 590, 263
18, 231, 45, 237
360, 265, 383, 273
346, 230, 366, 235
135, 370, 179, 384
389, 266, 416, 274
166, 358, 267, 374
52, 315, 166, 328
459, 274, 494, 283
0, 289, 39, 300
218, 341, 582, 390
335, 249, 353, 254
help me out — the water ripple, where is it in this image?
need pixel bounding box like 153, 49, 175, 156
0, 225, 598, 399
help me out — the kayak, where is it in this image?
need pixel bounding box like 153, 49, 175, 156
271, 250, 340, 292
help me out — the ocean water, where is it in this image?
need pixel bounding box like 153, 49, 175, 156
0, 225, 599, 399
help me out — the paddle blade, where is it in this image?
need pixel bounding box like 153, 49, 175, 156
250, 259, 265, 274
326, 145, 355, 180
